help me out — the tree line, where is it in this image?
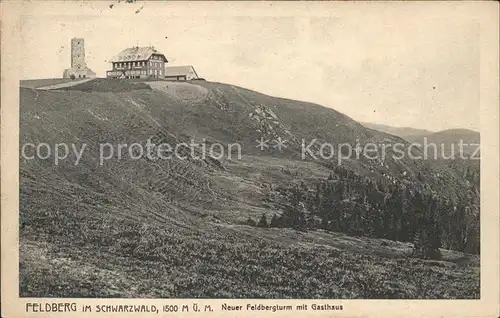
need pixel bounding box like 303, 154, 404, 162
247, 165, 480, 259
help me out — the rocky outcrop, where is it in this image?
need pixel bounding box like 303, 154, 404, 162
249, 103, 294, 141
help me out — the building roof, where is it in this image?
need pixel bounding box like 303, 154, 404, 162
110, 46, 168, 62
164, 65, 198, 78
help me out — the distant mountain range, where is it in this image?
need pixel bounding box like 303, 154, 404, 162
362, 122, 480, 158
361, 122, 435, 139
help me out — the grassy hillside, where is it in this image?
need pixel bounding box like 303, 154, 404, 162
19, 79, 479, 298
21, 210, 479, 299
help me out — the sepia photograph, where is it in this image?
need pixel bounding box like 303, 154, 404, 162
1, 1, 499, 317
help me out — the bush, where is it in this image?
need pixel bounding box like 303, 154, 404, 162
245, 217, 256, 227
412, 229, 442, 260
257, 213, 268, 228
270, 214, 281, 227
70, 74, 76, 80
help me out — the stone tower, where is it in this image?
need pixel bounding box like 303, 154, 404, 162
71, 38, 87, 70
63, 37, 96, 79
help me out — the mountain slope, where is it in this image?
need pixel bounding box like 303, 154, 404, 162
22, 79, 473, 220
19, 79, 479, 298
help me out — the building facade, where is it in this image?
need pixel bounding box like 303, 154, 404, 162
106, 46, 168, 79
62, 38, 96, 79
164, 65, 199, 81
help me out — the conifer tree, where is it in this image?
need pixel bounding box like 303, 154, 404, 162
270, 214, 280, 228
246, 217, 256, 227
257, 213, 268, 228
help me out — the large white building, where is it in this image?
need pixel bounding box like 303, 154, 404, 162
106, 46, 168, 79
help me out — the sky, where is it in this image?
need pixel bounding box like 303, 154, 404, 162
19, 1, 480, 132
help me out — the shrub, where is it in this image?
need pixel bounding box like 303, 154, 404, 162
245, 217, 256, 227
270, 214, 281, 227
257, 213, 268, 228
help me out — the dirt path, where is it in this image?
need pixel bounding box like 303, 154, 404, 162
37, 78, 94, 90
146, 81, 209, 103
